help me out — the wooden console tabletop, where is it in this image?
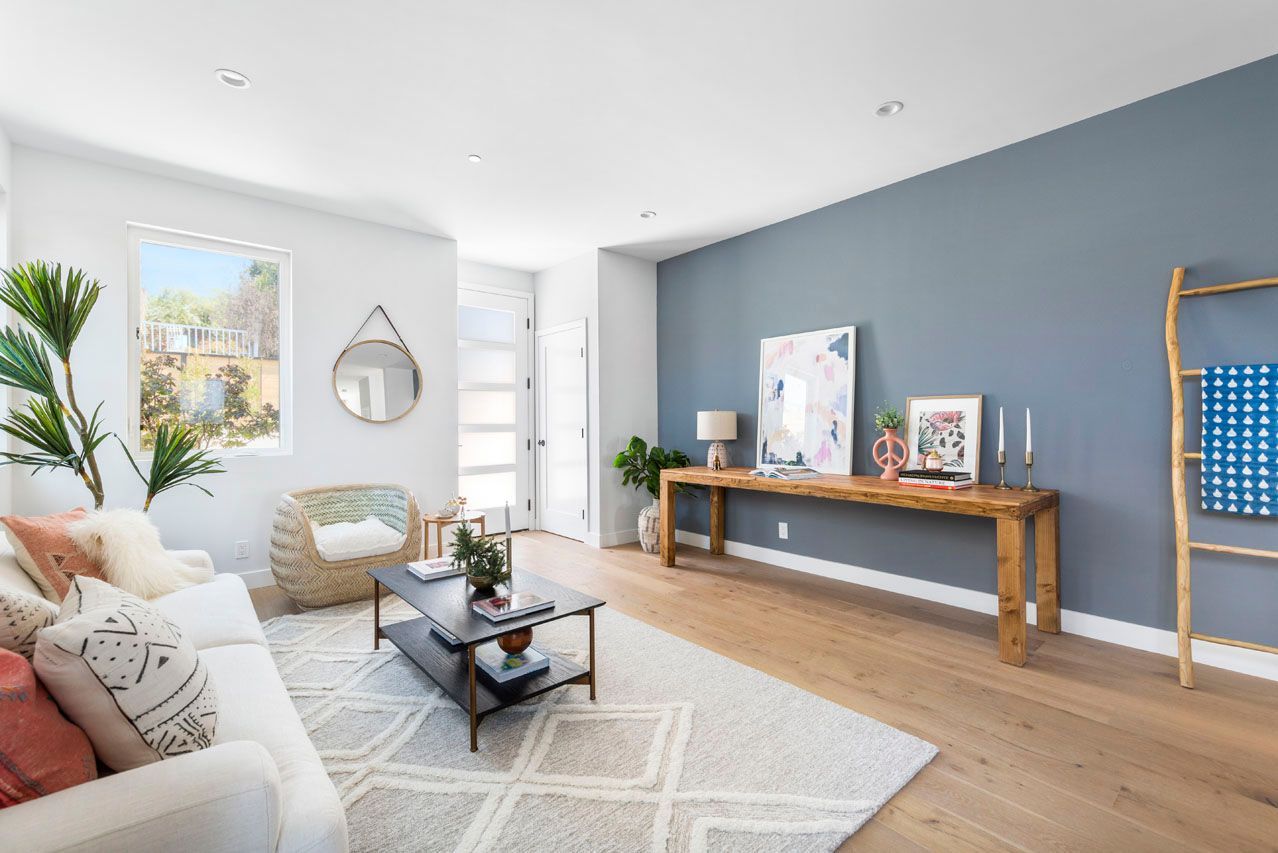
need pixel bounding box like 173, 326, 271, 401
659, 467, 1060, 666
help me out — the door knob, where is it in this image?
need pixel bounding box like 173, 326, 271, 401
537, 439, 546, 446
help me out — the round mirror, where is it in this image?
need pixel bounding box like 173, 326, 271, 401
332, 339, 422, 423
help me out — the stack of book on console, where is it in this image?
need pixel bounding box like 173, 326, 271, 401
898, 469, 973, 490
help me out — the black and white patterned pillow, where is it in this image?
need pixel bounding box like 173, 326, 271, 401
33, 576, 219, 771
0, 589, 57, 660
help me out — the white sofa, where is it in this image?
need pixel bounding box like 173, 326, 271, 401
0, 543, 348, 853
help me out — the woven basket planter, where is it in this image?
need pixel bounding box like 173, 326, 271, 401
270, 483, 422, 608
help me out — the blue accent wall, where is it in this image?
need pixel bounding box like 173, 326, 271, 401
657, 55, 1278, 640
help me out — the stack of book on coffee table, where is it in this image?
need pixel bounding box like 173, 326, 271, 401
898, 469, 973, 490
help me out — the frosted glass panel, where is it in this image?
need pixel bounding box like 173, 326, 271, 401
459, 432, 517, 468
458, 348, 516, 385
459, 471, 517, 510
458, 305, 514, 344
459, 390, 515, 424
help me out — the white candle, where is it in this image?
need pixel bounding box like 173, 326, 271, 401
504, 502, 511, 536
998, 407, 1004, 453
1025, 408, 1032, 454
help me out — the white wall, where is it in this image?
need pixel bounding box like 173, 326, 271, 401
597, 250, 657, 540
9, 146, 458, 584
0, 122, 12, 515
533, 249, 656, 547
458, 259, 534, 293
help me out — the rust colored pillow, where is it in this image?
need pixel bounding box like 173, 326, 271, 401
0, 647, 97, 807
1, 509, 103, 602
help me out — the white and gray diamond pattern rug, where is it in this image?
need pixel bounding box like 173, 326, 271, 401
263, 596, 936, 852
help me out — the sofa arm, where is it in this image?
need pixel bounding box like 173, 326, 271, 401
169, 548, 215, 583
0, 741, 282, 853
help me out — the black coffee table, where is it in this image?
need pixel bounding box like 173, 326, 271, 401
368, 566, 605, 751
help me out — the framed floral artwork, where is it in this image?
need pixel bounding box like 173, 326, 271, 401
904, 395, 983, 482
757, 326, 856, 473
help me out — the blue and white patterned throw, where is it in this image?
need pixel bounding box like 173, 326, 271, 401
1202, 364, 1276, 516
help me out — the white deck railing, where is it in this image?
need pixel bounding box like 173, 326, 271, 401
142, 321, 257, 358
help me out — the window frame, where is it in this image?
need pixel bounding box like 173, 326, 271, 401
125, 222, 294, 459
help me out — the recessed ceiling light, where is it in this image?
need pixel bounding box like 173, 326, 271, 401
639, 211, 657, 219
214, 68, 252, 89
875, 100, 904, 118
467, 153, 483, 163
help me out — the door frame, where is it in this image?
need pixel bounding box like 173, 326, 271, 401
534, 318, 589, 537
457, 282, 536, 529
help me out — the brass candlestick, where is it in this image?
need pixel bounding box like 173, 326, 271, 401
995, 450, 1011, 489
1021, 451, 1040, 492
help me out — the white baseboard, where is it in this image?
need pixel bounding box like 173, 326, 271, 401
676, 530, 1278, 683
585, 528, 640, 548
234, 568, 276, 590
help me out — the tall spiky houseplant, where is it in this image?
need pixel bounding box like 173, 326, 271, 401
0, 260, 224, 510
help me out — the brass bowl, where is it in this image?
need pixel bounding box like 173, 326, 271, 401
467, 574, 496, 592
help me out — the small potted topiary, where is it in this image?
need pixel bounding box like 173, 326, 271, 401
449, 519, 510, 591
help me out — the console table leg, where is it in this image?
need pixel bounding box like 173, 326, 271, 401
1034, 507, 1061, 634
660, 478, 677, 566
996, 518, 1027, 666
709, 486, 725, 555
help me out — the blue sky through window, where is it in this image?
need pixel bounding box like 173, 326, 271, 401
140, 242, 253, 297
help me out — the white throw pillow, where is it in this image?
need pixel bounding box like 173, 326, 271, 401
0, 588, 58, 660
67, 509, 212, 600
310, 515, 406, 561
34, 576, 218, 772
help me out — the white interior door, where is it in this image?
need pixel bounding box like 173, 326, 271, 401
457, 287, 532, 529
536, 320, 588, 541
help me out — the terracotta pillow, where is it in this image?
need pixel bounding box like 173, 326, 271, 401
0, 647, 97, 807
0, 509, 103, 601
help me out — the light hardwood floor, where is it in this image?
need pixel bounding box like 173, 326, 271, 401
250, 532, 1278, 851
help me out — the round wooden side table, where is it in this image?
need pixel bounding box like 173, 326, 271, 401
421, 511, 486, 558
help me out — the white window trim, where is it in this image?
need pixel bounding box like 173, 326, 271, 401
125, 222, 294, 460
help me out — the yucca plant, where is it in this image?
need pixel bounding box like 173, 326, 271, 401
0, 260, 224, 510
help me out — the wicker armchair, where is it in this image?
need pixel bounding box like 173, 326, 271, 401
270, 483, 422, 608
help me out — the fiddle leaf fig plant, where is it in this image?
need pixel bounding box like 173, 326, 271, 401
0, 260, 225, 510
612, 435, 693, 499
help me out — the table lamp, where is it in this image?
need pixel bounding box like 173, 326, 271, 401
697, 410, 737, 470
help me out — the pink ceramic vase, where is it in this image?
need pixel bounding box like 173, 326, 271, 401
872, 427, 909, 481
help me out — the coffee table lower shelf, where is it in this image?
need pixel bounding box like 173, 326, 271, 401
378, 616, 592, 750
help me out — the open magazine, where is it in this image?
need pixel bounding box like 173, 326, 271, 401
748, 466, 821, 480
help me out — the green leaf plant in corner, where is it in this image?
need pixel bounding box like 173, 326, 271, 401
0, 260, 225, 511
612, 435, 695, 499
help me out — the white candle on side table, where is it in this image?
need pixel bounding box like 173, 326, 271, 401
1026, 409, 1033, 454
998, 407, 1005, 453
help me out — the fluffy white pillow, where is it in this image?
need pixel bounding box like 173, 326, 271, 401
310, 515, 406, 562
67, 509, 212, 600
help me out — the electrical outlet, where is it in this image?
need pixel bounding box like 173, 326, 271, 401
234, 540, 249, 560
778, 522, 788, 540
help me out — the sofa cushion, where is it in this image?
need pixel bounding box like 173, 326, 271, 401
0, 648, 97, 806
0, 588, 58, 660
202, 643, 348, 853
0, 547, 44, 601
1, 509, 103, 601
153, 573, 268, 650
34, 577, 219, 772
311, 515, 406, 562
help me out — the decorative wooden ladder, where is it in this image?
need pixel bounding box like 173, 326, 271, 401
1165, 268, 1278, 688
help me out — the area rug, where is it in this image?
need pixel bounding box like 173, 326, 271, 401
262, 597, 936, 852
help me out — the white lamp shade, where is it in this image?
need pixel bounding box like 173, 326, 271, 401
696, 410, 737, 441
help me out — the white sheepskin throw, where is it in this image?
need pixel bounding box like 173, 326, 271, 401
67, 510, 211, 600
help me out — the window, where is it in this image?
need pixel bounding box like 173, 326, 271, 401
127, 224, 291, 456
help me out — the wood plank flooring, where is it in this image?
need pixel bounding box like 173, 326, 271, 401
250, 532, 1278, 851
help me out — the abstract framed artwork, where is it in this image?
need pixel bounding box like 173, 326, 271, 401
756, 326, 856, 473
904, 394, 983, 482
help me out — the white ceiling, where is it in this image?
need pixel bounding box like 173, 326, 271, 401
2, 2, 1277, 272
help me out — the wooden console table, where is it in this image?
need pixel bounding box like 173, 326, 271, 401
659, 467, 1060, 666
